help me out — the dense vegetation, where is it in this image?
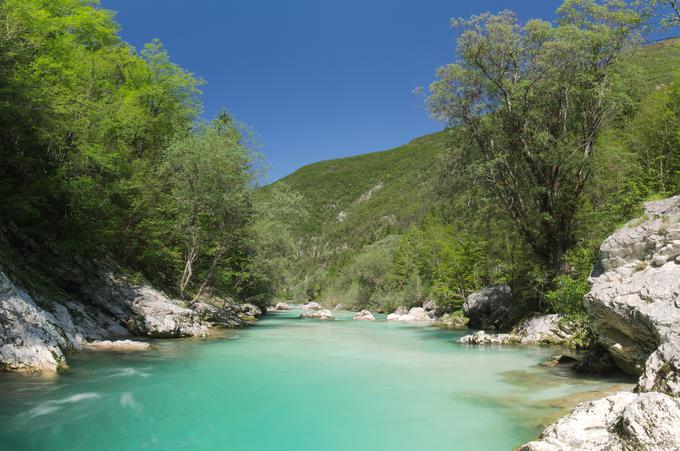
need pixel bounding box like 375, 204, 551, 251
1, 0, 679, 324
275, 1, 680, 323
0, 0, 298, 308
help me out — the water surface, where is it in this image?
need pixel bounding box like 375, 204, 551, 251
0, 310, 629, 450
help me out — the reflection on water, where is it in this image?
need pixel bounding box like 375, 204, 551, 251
0, 310, 632, 451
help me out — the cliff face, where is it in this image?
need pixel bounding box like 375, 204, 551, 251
523, 196, 680, 450
586, 195, 680, 394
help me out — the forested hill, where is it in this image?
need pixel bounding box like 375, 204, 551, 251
278, 130, 449, 258
275, 38, 680, 308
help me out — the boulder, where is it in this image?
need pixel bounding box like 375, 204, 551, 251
238, 303, 263, 319
275, 302, 291, 311
439, 313, 469, 329
585, 195, 680, 390
463, 285, 520, 330
129, 291, 208, 338
192, 300, 244, 328
458, 314, 574, 346
299, 309, 334, 320
0, 269, 70, 373
514, 314, 574, 345
521, 392, 680, 451
459, 331, 520, 345
353, 310, 375, 321
423, 299, 437, 318
83, 340, 151, 352
387, 307, 432, 322
302, 302, 321, 311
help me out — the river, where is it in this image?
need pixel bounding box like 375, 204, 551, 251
0, 309, 629, 450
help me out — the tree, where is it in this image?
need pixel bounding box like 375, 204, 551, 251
161, 117, 254, 300
428, 0, 642, 274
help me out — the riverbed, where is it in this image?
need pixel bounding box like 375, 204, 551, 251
0, 310, 630, 450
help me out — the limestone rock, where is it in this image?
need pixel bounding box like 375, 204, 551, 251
299, 309, 334, 320
275, 302, 291, 311
353, 310, 375, 321
458, 314, 574, 346
239, 303, 263, 318
387, 307, 432, 322
463, 285, 520, 330
83, 340, 151, 352
302, 302, 321, 311
192, 300, 244, 328
585, 195, 680, 388
439, 313, 469, 329
521, 392, 680, 451
129, 291, 208, 338
0, 269, 70, 373
459, 331, 520, 345
514, 314, 574, 345
422, 299, 437, 318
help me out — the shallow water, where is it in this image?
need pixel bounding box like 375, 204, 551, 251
0, 310, 630, 451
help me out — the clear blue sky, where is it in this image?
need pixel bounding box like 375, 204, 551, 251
101, 0, 564, 181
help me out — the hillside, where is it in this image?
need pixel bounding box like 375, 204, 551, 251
275, 38, 680, 300
278, 130, 451, 260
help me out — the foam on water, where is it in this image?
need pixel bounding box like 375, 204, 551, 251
0, 311, 630, 450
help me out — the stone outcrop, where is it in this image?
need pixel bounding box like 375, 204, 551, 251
83, 340, 151, 352
192, 299, 244, 328
299, 309, 334, 320
585, 195, 680, 391
524, 196, 680, 450
387, 307, 432, 322
463, 284, 521, 330
127, 288, 208, 338
353, 310, 375, 321
459, 331, 520, 345
0, 258, 263, 373
521, 392, 680, 451
439, 313, 469, 329
238, 303, 263, 319
0, 269, 72, 372
459, 314, 574, 346
274, 302, 291, 311
302, 302, 321, 311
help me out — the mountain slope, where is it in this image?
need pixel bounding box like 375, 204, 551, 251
275, 38, 680, 295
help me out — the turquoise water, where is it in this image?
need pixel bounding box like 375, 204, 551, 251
0, 310, 627, 451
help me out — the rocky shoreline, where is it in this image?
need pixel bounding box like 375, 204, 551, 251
3, 196, 680, 448
523, 196, 680, 449
0, 260, 261, 373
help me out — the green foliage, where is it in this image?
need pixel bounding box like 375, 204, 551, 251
429, 2, 642, 274
546, 245, 597, 320
0, 0, 298, 306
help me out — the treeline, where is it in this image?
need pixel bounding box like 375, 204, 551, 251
285, 0, 680, 320
0, 0, 300, 307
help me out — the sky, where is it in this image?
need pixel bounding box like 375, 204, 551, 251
100, 0, 565, 181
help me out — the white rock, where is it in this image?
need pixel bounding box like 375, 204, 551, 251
458, 314, 574, 346
275, 302, 291, 311
521, 392, 680, 451
353, 310, 375, 321
302, 302, 321, 311
387, 307, 432, 322
83, 340, 151, 352
299, 309, 334, 320
586, 196, 680, 388
459, 331, 520, 345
